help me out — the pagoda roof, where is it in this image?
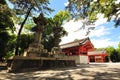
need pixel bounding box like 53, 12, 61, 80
60, 37, 93, 49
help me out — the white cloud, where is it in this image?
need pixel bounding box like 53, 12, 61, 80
60, 16, 117, 48
60, 30, 87, 44
89, 26, 111, 37
64, 2, 69, 6
60, 20, 87, 44
91, 38, 118, 48
62, 20, 83, 32
95, 14, 107, 26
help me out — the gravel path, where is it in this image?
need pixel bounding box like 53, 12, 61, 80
0, 63, 120, 80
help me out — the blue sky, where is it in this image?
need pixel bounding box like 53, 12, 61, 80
48, 0, 68, 17
47, 0, 120, 48
7, 0, 120, 48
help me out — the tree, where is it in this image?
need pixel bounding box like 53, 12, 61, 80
31, 11, 70, 51
106, 46, 118, 62
66, 0, 90, 19
0, 0, 14, 60
65, 0, 96, 36
118, 42, 120, 49
24, 19, 35, 32
52, 11, 70, 47
8, 0, 53, 55
4, 34, 16, 60
19, 34, 34, 54
66, 0, 120, 27
116, 42, 120, 61
89, 0, 120, 27
0, 0, 14, 31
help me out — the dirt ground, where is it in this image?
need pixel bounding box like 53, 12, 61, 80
0, 63, 120, 80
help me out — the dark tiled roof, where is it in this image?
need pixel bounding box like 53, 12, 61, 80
60, 37, 91, 49
88, 50, 107, 55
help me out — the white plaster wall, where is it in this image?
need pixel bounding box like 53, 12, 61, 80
62, 55, 89, 64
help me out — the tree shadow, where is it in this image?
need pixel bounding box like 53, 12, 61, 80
0, 62, 7, 71
74, 68, 120, 80
1, 63, 120, 80
93, 69, 120, 80
5, 71, 74, 80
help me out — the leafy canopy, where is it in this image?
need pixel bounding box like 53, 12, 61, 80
9, 0, 53, 16
0, 0, 15, 59
106, 46, 116, 55
42, 11, 70, 51
67, 0, 120, 27
0, 0, 14, 32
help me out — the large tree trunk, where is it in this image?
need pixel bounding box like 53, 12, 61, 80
15, 7, 32, 55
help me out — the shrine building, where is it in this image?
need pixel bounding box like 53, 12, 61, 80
88, 50, 108, 62
60, 37, 109, 64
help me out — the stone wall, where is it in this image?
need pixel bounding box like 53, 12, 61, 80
7, 56, 76, 72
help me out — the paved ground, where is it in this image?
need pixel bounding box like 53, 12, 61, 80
0, 63, 120, 80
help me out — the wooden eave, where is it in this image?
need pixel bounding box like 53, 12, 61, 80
60, 37, 93, 49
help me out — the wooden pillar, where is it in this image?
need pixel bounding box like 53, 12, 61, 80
94, 56, 96, 62
78, 47, 81, 55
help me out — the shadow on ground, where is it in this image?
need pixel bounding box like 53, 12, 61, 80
1, 63, 120, 80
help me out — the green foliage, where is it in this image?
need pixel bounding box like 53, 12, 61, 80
8, 0, 53, 16
53, 11, 71, 26
0, 0, 15, 60
19, 34, 34, 54
116, 42, 120, 61
67, 0, 90, 19
118, 42, 120, 49
4, 51, 14, 60
8, 0, 54, 55
53, 11, 69, 37
106, 45, 120, 62
41, 11, 69, 51
0, 32, 16, 60
106, 46, 115, 55
67, 0, 120, 27
90, 0, 120, 27
0, 1, 14, 32
0, 32, 9, 59
24, 19, 35, 30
